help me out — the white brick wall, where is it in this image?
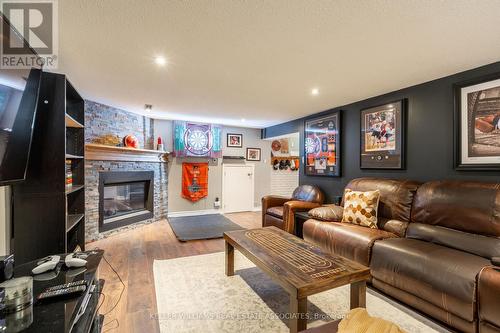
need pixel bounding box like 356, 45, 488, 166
270, 170, 299, 197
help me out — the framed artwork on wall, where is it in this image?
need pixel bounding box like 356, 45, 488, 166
304, 111, 341, 177
227, 133, 243, 147
454, 73, 500, 170
246, 148, 261, 161
360, 99, 406, 169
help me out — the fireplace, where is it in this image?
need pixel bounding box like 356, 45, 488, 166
99, 171, 154, 232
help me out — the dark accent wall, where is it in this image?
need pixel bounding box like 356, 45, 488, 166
262, 61, 500, 202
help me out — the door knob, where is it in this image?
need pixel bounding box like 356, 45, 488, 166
248, 173, 253, 176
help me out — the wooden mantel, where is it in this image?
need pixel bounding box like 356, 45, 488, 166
85, 143, 169, 163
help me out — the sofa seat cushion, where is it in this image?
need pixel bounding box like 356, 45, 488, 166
303, 220, 397, 266
371, 238, 490, 321
266, 206, 284, 218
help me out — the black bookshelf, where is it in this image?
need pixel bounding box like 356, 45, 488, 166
13, 72, 86, 264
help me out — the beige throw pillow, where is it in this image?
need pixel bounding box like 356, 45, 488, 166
341, 189, 380, 229
308, 204, 344, 222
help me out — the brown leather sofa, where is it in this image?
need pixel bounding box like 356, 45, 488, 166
479, 265, 500, 333
303, 178, 420, 266
262, 185, 324, 234
303, 178, 500, 333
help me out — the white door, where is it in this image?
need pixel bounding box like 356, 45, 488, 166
222, 164, 254, 213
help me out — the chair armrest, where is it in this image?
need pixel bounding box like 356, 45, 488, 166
282, 201, 321, 234
261, 195, 291, 211
284, 200, 321, 212
478, 266, 500, 328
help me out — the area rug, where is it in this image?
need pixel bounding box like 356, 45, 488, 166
153, 252, 445, 333
168, 214, 244, 241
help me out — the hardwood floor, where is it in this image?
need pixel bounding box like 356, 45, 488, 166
89, 212, 261, 333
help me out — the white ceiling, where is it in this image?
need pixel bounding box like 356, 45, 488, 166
56, 0, 500, 128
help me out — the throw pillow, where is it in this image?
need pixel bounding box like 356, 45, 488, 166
308, 204, 344, 222
341, 189, 380, 229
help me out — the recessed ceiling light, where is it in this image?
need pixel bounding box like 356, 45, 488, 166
241, 118, 246, 122
311, 88, 319, 96
154, 56, 167, 66
387, 104, 394, 108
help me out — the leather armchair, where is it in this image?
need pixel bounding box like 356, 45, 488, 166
262, 185, 324, 234
479, 264, 500, 333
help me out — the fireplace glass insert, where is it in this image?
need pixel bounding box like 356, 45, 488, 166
99, 171, 154, 232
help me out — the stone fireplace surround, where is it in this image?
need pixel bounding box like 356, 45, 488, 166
85, 160, 168, 241
84, 100, 168, 241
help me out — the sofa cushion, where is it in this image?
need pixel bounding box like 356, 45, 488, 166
411, 180, 500, 237
308, 205, 343, 222
266, 206, 284, 218
342, 189, 380, 229
302, 220, 397, 266
371, 238, 490, 321
342, 178, 421, 222
407, 223, 500, 260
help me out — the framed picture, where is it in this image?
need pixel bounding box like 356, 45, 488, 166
246, 148, 261, 161
304, 111, 341, 177
227, 133, 243, 148
360, 99, 406, 169
454, 73, 500, 170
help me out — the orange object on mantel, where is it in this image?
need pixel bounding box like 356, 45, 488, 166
123, 135, 139, 148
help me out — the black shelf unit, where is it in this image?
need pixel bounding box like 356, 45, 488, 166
13, 72, 86, 264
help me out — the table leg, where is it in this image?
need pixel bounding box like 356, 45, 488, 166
289, 295, 307, 333
350, 280, 367, 309
225, 240, 234, 276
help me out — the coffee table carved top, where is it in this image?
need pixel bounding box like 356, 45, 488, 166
224, 227, 370, 297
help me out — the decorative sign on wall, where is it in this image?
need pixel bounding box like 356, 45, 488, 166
173, 121, 222, 158
182, 162, 209, 202
455, 74, 500, 170
304, 111, 341, 177
360, 99, 406, 169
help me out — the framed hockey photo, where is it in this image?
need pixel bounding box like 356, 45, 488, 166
454, 74, 500, 170
304, 111, 341, 177
360, 99, 406, 169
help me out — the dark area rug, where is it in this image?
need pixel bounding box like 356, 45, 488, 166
168, 214, 244, 241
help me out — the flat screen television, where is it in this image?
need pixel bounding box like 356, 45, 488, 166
0, 68, 42, 185
0, 13, 43, 185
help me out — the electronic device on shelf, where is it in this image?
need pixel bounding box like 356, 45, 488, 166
31, 255, 60, 275
37, 285, 87, 301
65, 253, 87, 268
32, 252, 88, 275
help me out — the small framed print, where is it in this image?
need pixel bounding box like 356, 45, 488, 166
246, 148, 261, 161
454, 73, 500, 170
227, 133, 243, 148
304, 111, 341, 177
360, 99, 406, 169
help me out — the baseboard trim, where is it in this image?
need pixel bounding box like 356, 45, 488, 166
167, 209, 222, 218
252, 206, 262, 212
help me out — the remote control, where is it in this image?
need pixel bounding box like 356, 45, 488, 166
46, 280, 88, 292
37, 285, 87, 300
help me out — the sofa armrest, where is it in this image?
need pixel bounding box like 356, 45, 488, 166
308, 204, 344, 222
282, 201, 321, 234
478, 266, 500, 330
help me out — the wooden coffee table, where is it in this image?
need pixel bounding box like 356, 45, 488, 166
223, 226, 370, 333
